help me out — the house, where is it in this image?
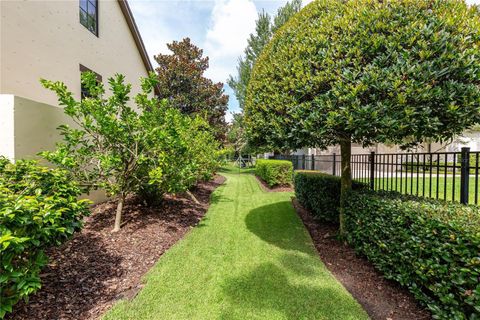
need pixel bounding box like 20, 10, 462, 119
294, 131, 480, 157
0, 0, 155, 161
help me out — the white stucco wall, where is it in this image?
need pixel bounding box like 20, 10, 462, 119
0, 0, 149, 104
0, 95, 15, 161
12, 95, 74, 160
0, 94, 108, 202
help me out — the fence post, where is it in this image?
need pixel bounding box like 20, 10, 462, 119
332, 153, 336, 176
311, 154, 315, 171
369, 151, 375, 190
460, 147, 470, 204
302, 154, 306, 170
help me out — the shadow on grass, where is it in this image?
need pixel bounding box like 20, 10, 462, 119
221, 252, 365, 319
245, 201, 311, 254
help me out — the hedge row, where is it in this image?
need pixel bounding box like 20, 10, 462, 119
294, 171, 479, 318
294, 171, 366, 223
0, 157, 90, 318
344, 190, 480, 319
255, 159, 293, 187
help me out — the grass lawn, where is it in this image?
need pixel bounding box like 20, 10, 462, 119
372, 176, 479, 204
103, 166, 369, 320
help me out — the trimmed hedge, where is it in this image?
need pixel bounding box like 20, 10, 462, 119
0, 157, 90, 318
345, 190, 480, 319
255, 159, 293, 187
294, 171, 366, 223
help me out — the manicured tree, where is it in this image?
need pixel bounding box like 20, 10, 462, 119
154, 38, 229, 141
245, 0, 480, 235
40, 72, 160, 232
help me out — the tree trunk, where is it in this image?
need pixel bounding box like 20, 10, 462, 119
113, 192, 125, 232
186, 190, 200, 204
339, 139, 352, 237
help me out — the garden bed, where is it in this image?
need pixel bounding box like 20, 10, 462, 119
292, 198, 431, 320
7, 175, 225, 320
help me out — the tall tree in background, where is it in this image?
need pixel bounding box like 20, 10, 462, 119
154, 38, 229, 140
227, 0, 302, 111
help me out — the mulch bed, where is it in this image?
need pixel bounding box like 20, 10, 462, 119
292, 198, 432, 320
7, 175, 226, 320
255, 175, 293, 192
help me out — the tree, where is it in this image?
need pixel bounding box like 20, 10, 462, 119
227, 0, 302, 111
41, 72, 223, 232
154, 38, 229, 141
226, 113, 250, 156
245, 0, 480, 235
41, 72, 160, 232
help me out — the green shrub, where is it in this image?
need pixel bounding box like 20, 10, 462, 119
41, 73, 222, 232
294, 171, 366, 223
255, 159, 293, 187
344, 190, 480, 319
0, 158, 90, 318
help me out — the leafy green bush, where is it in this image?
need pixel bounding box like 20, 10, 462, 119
41, 72, 222, 231
0, 157, 90, 318
139, 104, 222, 206
255, 159, 293, 187
294, 171, 366, 223
344, 190, 480, 319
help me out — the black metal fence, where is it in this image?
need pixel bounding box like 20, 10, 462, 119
272, 147, 480, 205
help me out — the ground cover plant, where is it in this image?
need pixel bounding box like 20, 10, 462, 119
0, 157, 90, 318
344, 190, 480, 319
255, 159, 293, 187
103, 167, 369, 320
245, 0, 480, 235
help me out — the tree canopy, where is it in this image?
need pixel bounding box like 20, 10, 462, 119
155, 38, 229, 140
245, 0, 480, 151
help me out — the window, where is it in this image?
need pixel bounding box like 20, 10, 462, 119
79, 64, 102, 99
80, 0, 98, 36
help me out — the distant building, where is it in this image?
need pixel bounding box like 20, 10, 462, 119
293, 130, 480, 156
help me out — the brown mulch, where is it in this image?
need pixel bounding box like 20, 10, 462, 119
7, 175, 226, 320
292, 198, 432, 320
255, 175, 293, 192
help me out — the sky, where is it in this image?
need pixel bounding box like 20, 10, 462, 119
129, 0, 310, 121
129, 0, 480, 122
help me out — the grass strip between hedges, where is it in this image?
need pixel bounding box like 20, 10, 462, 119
103, 166, 368, 320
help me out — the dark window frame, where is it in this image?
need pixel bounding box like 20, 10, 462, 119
79, 0, 98, 37
79, 64, 102, 99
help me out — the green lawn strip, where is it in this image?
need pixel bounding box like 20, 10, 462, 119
103, 166, 369, 320
372, 176, 479, 203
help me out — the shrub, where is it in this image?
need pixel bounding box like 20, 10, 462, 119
41, 72, 222, 232
255, 159, 293, 187
139, 104, 222, 206
344, 190, 480, 319
0, 158, 90, 318
294, 171, 366, 223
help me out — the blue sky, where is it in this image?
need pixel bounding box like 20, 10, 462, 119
129, 0, 307, 121
129, 0, 479, 122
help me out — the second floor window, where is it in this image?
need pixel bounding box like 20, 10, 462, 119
80, 64, 102, 99
80, 0, 98, 36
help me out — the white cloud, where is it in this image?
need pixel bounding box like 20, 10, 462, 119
466, 0, 480, 4
203, 0, 258, 82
